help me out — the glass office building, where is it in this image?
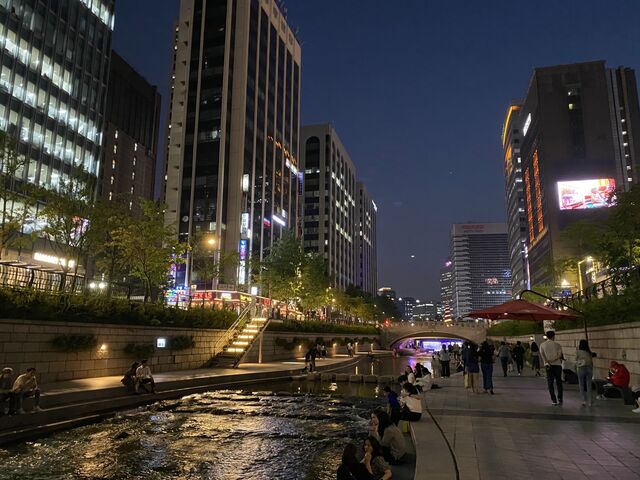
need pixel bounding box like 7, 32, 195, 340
0, 0, 114, 264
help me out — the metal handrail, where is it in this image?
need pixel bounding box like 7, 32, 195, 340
235, 316, 273, 366
213, 298, 256, 355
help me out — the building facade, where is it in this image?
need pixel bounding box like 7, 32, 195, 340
439, 260, 453, 321
515, 61, 640, 287
301, 124, 357, 291
449, 223, 511, 319
502, 103, 530, 296
101, 51, 160, 204
356, 180, 377, 296
412, 301, 438, 321
0, 0, 114, 267
164, 0, 302, 288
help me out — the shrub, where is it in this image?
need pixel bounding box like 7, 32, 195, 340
124, 343, 156, 358
169, 335, 196, 351
486, 320, 543, 337
267, 319, 378, 335
51, 334, 98, 352
0, 287, 237, 329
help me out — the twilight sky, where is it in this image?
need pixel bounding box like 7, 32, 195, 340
113, 0, 640, 301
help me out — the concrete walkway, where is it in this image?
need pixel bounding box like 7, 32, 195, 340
0, 355, 359, 444
413, 369, 640, 480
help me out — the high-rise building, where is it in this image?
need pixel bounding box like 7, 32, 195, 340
514, 61, 640, 286
301, 124, 357, 290
412, 301, 438, 321
502, 103, 530, 296
0, 0, 114, 266
164, 0, 302, 288
439, 260, 453, 321
449, 223, 511, 319
397, 296, 416, 321
356, 181, 377, 296
101, 51, 161, 204
377, 287, 396, 300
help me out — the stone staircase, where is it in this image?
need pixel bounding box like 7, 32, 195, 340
211, 316, 269, 368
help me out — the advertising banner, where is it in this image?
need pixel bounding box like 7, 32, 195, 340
557, 178, 616, 210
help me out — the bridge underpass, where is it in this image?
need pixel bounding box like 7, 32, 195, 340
379, 321, 487, 349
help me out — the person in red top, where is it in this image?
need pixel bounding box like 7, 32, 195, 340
595, 361, 630, 399
608, 361, 630, 388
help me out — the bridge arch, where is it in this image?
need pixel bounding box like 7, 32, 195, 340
386, 331, 479, 348
379, 322, 487, 348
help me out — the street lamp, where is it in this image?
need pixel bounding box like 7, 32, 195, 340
577, 256, 594, 292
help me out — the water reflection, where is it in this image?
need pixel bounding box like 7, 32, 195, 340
0, 390, 384, 480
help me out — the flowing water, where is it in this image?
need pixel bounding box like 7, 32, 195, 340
0, 355, 430, 480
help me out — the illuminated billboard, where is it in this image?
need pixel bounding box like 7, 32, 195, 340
557, 179, 616, 210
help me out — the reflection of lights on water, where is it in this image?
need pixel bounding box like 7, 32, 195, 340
355, 366, 359, 375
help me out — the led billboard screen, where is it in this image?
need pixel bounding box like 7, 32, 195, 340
557, 179, 616, 210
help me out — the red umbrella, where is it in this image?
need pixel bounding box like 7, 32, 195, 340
468, 299, 581, 322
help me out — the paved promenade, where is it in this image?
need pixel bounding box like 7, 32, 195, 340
414, 370, 640, 480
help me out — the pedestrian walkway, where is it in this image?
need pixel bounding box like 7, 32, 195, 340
413, 369, 640, 480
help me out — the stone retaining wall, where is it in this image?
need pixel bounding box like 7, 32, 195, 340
0, 319, 381, 384
0, 319, 227, 383
490, 321, 640, 386
243, 331, 380, 362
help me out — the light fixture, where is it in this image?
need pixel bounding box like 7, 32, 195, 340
99, 344, 107, 352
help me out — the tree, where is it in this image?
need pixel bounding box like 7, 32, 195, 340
374, 295, 401, 321
252, 230, 305, 306
87, 196, 133, 297
606, 185, 640, 268
190, 232, 241, 290
39, 167, 96, 291
298, 252, 330, 312
111, 199, 184, 303
0, 132, 37, 259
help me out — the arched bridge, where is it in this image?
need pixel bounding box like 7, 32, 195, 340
380, 321, 487, 348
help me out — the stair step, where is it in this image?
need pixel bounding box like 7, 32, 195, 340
232, 341, 249, 346
237, 335, 255, 339
226, 347, 244, 353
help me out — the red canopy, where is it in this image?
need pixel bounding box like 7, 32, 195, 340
468, 299, 581, 322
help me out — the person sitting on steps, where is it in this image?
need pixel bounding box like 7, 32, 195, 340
135, 360, 156, 394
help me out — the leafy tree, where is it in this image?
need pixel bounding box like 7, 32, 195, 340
298, 252, 330, 312
87, 196, 133, 297
374, 295, 401, 321
191, 232, 241, 290
111, 199, 184, 303
39, 167, 96, 291
252, 230, 304, 306
606, 185, 640, 268
0, 132, 38, 259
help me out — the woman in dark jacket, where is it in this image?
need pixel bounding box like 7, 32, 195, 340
337, 443, 374, 480
121, 362, 139, 393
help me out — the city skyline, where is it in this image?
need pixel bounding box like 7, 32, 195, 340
113, 0, 640, 298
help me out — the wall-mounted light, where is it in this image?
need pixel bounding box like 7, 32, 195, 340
157, 338, 167, 348
99, 344, 107, 352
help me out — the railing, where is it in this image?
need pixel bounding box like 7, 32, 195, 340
212, 297, 256, 355
567, 265, 640, 307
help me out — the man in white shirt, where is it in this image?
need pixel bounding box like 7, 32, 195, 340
10, 367, 42, 414
540, 331, 564, 405
135, 360, 156, 394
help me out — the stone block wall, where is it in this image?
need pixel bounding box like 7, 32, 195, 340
490, 321, 640, 386
243, 332, 380, 363
0, 319, 226, 384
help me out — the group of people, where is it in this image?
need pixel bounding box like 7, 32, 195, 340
120, 359, 157, 394
0, 367, 42, 415
337, 366, 428, 479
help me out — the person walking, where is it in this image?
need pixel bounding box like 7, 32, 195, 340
540, 331, 564, 406
530, 341, 541, 376
464, 343, 481, 393
440, 345, 450, 378
478, 341, 495, 394
498, 342, 511, 377
575, 339, 594, 407
512, 341, 525, 375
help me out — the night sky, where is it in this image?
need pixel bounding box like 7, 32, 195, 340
113, 0, 640, 301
